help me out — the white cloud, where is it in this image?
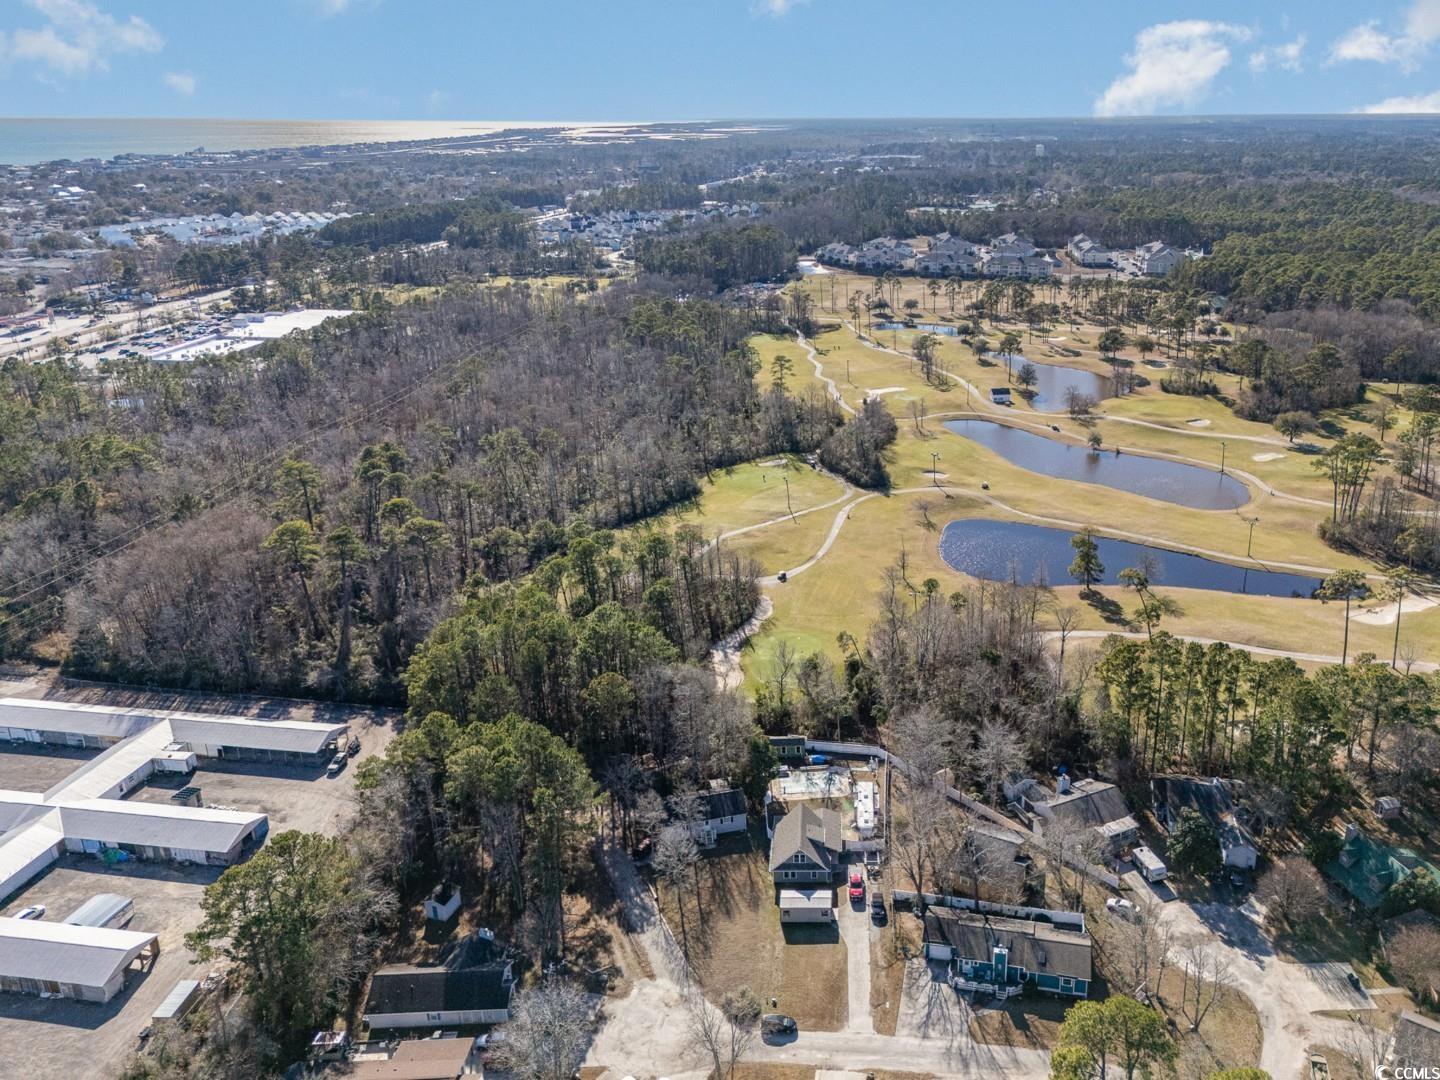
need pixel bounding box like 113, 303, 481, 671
1094, 21, 1251, 117
163, 71, 195, 96
1329, 0, 1440, 70
1249, 34, 1306, 73
308, 0, 375, 15
754, 0, 811, 16
3, 0, 162, 76
1355, 89, 1440, 112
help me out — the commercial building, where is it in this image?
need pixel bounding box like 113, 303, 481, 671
0, 916, 159, 1003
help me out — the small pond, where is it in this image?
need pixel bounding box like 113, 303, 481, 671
939, 519, 1321, 598
875, 321, 960, 336
943, 419, 1250, 510
991, 354, 1113, 411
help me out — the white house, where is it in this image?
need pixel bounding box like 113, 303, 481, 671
692, 782, 748, 847
1068, 233, 1114, 267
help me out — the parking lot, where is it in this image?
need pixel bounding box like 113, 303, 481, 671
0, 857, 220, 1080
0, 694, 398, 1079
0, 745, 100, 792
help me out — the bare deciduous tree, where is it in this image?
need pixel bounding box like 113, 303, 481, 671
1103, 896, 1174, 1002
1178, 943, 1233, 1031
653, 822, 701, 952
1256, 859, 1326, 930
489, 981, 593, 1080
968, 716, 1025, 807
1386, 923, 1440, 1006
685, 983, 760, 1080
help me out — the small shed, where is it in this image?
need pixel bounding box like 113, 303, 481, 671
63, 893, 134, 930
778, 889, 833, 923
151, 978, 201, 1023
1377, 796, 1402, 821
169, 786, 202, 807
424, 884, 462, 924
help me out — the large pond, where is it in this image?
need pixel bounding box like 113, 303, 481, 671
943, 419, 1250, 510
992, 354, 1113, 411
939, 519, 1321, 598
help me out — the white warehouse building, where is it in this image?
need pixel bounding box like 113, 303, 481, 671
0, 917, 159, 1003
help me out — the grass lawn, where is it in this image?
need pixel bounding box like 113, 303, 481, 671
969, 997, 1069, 1050
627, 456, 847, 544
1155, 967, 1265, 1080
653, 832, 848, 1032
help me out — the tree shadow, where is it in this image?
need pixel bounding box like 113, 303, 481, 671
1083, 590, 1130, 626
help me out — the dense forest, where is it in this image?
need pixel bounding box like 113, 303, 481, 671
0, 285, 865, 700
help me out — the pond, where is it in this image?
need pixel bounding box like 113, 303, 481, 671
939, 519, 1321, 599
875, 321, 960, 336
991, 354, 1113, 411
942, 419, 1250, 510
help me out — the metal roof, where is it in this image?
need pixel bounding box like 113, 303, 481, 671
0, 697, 157, 740
167, 715, 347, 754
0, 916, 157, 989
63, 893, 133, 928
59, 799, 264, 853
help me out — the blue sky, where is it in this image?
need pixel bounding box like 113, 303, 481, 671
4, 0, 1440, 119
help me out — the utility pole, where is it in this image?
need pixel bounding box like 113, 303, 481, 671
1220, 440, 1228, 475
931, 451, 941, 489
1243, 515, 1259, 558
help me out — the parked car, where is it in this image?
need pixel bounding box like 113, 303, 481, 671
325, 753, 347, 777
848, 871, 864, 902
871, 894, 887, 924
14, 905, 45, 920
761, 1014, 797, 1037
346, 735, 361, 757
1106, 897, 1139, 920
630, 837, 653, 863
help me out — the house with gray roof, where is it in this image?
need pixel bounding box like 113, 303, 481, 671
1152, 775, 1258, 869
769, 804, 843, 885
1134, 241, 1181, 276
923, 909, 1092, 998
1012, 775, 1138, 854
1391, 1012, 1440, 1073
1067, 233, 1114, 267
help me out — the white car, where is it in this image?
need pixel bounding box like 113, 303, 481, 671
14, 905, 46, 920
1106, 897, 1139, 920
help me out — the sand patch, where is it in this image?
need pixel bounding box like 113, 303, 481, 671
1186, 418, 1211, 427
866, 386, 907, 398
757, 458, 786, 468
1350, 593, 1438, 626
1252, 452, 1286, 462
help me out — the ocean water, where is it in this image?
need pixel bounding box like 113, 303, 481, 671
0, 118, 614, 166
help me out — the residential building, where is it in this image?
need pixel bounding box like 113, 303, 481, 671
981, 250, 1053, 279
778, 888, 834, 923
922, 909, 1091, 999
1134, 241, 1181, 276
1152, 775, 1258, 870
1390, 1012, 1440, 1073
767, 735, 807, 764
990, 232, 1038, 257
1067, 233, 1114, 267
351, 1037, 476, 1080
362, 960, 515, 1030
768, 804, 843, 885
851, 237, 914, 273
692, 781, 748, 846
0, 916, 159, 1003
1011, 775, 1138, 854
1325, 823, 1440, 909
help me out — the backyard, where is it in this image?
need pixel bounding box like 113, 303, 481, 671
652, 830, 848, 1032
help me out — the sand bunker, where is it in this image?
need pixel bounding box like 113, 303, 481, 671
866, 386, 907, 398
1252, 452, 1286, 462
1350, 593, 1438, 626
1186, 418, 1212, 427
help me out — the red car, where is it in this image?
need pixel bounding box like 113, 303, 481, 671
848, 871, 864, 901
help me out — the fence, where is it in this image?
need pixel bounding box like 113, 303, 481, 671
891, 890, 1087, 931
801, 738, 1121, 889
